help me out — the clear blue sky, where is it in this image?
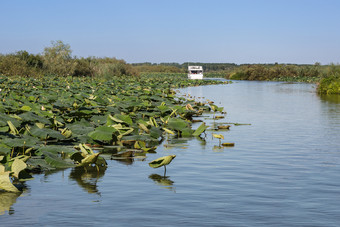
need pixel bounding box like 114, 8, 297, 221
1, 0, 340, 64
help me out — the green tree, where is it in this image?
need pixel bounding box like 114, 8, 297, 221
43, 40, 76, 76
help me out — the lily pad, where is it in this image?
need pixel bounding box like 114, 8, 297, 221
88, 126, 117, 141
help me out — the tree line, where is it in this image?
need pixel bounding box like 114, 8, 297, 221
0, 40, 138, 78
1, 40, 339, 94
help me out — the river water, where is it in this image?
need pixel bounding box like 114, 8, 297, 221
1, 80, 340, 226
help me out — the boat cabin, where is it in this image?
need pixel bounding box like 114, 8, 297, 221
188, 66, 203, 79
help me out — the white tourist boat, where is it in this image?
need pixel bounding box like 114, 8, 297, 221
188, 65, 203, 79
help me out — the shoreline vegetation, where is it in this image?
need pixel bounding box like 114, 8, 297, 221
1, 40, 340, 94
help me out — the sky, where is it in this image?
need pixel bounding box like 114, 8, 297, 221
1, 0, 340, 64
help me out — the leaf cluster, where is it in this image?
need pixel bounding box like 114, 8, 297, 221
0, 74, 225, 191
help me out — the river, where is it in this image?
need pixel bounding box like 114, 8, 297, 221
1, 80, 340, 226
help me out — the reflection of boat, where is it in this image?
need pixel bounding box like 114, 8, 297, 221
188, 66, 203, 79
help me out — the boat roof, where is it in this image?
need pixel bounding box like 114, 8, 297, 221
188, 66, 203, 70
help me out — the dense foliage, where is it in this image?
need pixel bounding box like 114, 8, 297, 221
227, 64, 321, 82
317, 64, 340, 94
0, 74, 226, 192
0, 40, 138, 78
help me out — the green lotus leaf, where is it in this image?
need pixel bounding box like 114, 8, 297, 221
122, 134, 159, 142
37, 145, 75, 155
91, 115, 107, 126
68, 122, 94, 135
157, 105, 171, 114
0, 114, 21, 128
29, 126, 65, 140
88, 126, 117, 141
149, 126, 163, 139
20, 105, 32, 112
181, 128, 194, 137
19, 112, 51, 124
0, 126, 9, 132
2, 137, 40, 148
192, 123, 209, 136
167, 118, 190, 132
42, 151, 76, 169
113, 114, 133, 125
0, 144, 11, 155
0, 119, 7, 127
148, 155, 176, 168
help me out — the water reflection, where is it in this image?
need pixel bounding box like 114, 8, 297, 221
148, 174, 176, 192
69, 166, 106, 195
0, 191, 22, 215
319, 94, 340, 104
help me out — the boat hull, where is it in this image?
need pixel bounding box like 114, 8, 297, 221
188, 74, 203, 79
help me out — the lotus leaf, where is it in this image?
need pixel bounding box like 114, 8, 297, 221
2, 137, 40, 148
122, 134, 159, 143
37, 145, 75, 155
11, 158, 27, 179
19, 112, 51, 124
0, 126, 9, 132
222, 142, 235, 147
76, 153, 100, 167
7, 121, 19, 135
212, 133, 224, 139
91, 115, 107, 126
167, 118, 189, 131
20, 105, 32, 112
60, 128, 72, 138
0, 144, 11, 155
192, 122, 209, 136
113, 114, 133, 125
29, 126, 65, 140
42, 151, 76, 169
88, 126, 117, 141
149, 126, 163, 139
138, 123, 149, 133
0, 172, 20, 193
149, 155, 176, 168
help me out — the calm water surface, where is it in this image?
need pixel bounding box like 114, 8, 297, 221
1, 80, 340, 226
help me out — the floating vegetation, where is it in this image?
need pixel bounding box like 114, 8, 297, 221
0, 74, 225, 192
225, 122, 251, 126
217, 125, 231, 130
222, 142, 235, 147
